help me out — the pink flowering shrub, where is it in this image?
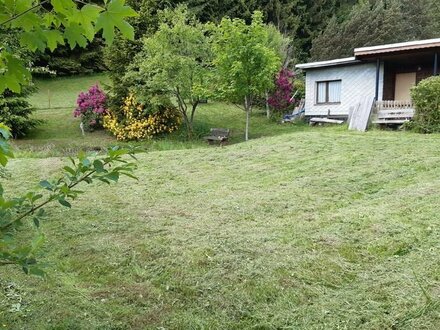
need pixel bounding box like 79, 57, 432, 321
73, 84, 107, 132
268, 69, 295, 113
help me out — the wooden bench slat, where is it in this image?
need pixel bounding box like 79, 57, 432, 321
377, 110, 414, 116
372, 119, 410, 124
203, 136, 227, 141
309, 117, 344, 124
376, 114, 414, 119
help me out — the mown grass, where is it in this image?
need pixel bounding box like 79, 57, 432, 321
14, 74, 304, 157
2, 128, 440, 329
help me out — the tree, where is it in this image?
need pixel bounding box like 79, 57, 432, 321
212, 11, 281, 141
310, 0, 440, 61
0, 28, 41, 137
0, 86, 41, 138
104, 0, 176, 110
0, 0, 138, 94
125, 5, 211, 138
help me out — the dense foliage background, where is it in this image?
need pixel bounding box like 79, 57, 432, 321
37, 0, 440, 76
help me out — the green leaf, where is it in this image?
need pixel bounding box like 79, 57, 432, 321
97, 177, 110, 184
0, 124, 11, 140
58, 198, 71, 208
77, 4, 103, 41
44, 30, 65, 52
63, 166, 76, 176
43, 13, 60, 28
106, 171, 120, 182
20, 31, 46, 52
10, 12, 40, 32
52, 0, 77, 16
120, 172, 138, 180
81, 158, 91, 167
0, 153, 8, 167
0, 52, 31, 93
39, 180, 53, 190
95, 0, 138, 45
64, 23, 88, 49
93, 160, 105, 173
33, 217, 40, 228
32, 194, 43, 202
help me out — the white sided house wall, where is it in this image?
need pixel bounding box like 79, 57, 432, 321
304, 63, 384, 117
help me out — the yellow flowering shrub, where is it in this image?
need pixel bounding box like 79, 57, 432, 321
104, 94, 181, 141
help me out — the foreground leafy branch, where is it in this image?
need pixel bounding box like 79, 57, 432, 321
0, 0, 138, 93
0, 124, 138, 275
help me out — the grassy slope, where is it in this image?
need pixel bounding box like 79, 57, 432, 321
2, 129, 440, 329
14, 75, 303, 156
29, 74, 111, 110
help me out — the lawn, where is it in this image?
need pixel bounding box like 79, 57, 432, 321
2, 126, 440, 328
14, 74, 304, 157
2, 74, 440, 329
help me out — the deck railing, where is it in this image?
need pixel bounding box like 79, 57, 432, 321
375, 100, 414, 111
372, 100, 415, 124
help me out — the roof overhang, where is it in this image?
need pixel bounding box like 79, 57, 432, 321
355, 38, 440, 57
296, 38, 440, 71
295, 57, 360, 70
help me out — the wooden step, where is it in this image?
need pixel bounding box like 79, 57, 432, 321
372, 119, 410, 124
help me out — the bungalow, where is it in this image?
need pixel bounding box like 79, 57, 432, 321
296, 38, 440, 119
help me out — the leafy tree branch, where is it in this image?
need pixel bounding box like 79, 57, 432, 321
0, 0, 138, 93
0, 124, 138, 275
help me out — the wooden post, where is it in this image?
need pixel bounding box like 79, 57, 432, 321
434, 53, 438, 76
375, 58, 380, 101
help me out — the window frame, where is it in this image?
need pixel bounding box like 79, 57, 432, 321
315, 80, 342, 105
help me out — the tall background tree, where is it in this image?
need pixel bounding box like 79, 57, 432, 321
10, 0, 438, 84
104, 0, 177, 109
310, 0, 440, 61
126, 5, 211, 138
212, 11, 281, 141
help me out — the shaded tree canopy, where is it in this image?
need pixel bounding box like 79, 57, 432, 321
310, 0, 440, 61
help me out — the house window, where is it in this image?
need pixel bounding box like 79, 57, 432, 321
316, 80, 341, 104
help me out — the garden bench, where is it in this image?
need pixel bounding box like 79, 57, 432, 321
203, 128, 230, 146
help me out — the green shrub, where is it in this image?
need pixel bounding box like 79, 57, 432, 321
410, 76, 440, 133
0, 87, 41, 138
104, 93, 181, 141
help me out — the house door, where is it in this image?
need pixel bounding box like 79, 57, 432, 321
395, 72, 416, 101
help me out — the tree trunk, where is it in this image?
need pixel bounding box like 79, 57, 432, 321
182, 112, 192, 139
245, 108, 250, 141
176, 87, 192, 139
265, 91, 270, 119
244, 95, 250, 141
